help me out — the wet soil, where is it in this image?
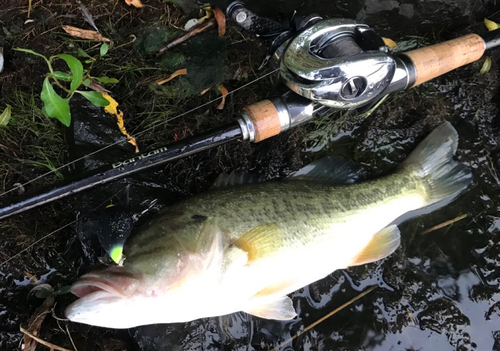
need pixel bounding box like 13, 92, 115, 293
1, 0, 500, 350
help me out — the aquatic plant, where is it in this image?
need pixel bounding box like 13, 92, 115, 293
15, 44, 117, 126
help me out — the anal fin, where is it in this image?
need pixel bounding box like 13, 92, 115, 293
244, 296, 297, 320
350, 225, 401, 266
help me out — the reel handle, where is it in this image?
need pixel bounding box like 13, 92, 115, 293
402, 34, 486, 87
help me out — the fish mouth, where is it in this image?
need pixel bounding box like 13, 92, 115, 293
65, 268, 141, 322
70, 267, 140, 299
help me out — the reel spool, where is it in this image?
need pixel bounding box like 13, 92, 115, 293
279, 19, 396, 110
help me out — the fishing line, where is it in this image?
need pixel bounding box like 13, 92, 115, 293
0, 68, 280, 199
0, 187, 127, 267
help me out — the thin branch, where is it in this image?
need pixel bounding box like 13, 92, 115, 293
157, 18, 216, 56
270, 286, 378, 351
421, 214, 468, 234
65, 324, 78, 351
20, 326, 74, 351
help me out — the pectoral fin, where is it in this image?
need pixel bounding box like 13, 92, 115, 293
233, 223, 282, 261
350, 225, 401, 266
244, 296, 297, 320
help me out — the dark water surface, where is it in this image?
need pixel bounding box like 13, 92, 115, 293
1, 0, 500, 350
132, 1, 500, 350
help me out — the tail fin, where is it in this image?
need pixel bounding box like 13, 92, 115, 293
399, 122, 472, 205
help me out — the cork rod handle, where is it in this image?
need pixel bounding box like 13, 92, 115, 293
404, 34, 486, 86
242, 100, 281, 142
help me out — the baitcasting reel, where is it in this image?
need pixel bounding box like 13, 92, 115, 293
225, 2, 401, 111
278, 18, 396, 110
226, 1, 487, 143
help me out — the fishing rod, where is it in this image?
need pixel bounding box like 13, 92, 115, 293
1, 1, 500, 221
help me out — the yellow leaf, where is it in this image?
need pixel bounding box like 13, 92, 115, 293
480, 57, 492, 74
382, 37, 397, 50
216, 85, 228, 110
103, 93, 119, 115
156, 68, 188, 85
125, 0, 144, 8
102, 94, 139, 153
485, 18, 500, 31
62, 25, 110, 42
0, 104, 12, 127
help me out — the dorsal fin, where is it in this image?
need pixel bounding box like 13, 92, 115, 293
287, 156, 364, 185
211, 171, 264, 189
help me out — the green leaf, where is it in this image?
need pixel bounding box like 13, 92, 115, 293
100, 43, 109, 57
41, 105, 49, 118
85, 59, 93, 64
78, 91, 110, 107
83, 78, 91, 87
77, 48, 91, 58
94, 76, 119, 84
54, 286, 71, 295
0, 104, 12, 127
35, 289, 52, 299
53, 71, 73, 81
41, 77, 71, 126
55, 54, 84, 94
31, 283, 54, 299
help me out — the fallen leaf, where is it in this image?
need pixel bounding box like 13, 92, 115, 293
485, 18, 500, 31
480, 57, 492, 74
125, 0, 144, 8
200, 87, 211, 95
0, 104, 12, 127
88, 81, 111, 94
156, 68, 188, 85
79, 0, 99, 32
62, 25, 110, 42
216, 85, 228, 110
23, 294, 55, 351
103, 93, 119, 115
102, 94, 139, 152
382, 37, 397, 50
24, 271, 38, 283
213, 7, 226, 36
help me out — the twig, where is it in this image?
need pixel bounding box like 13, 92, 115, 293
156, 18, 216, 56
20, 326, 74, 351
270, 286, 378, 351
421, 214, 468, 234
406, 307, 416, 326
156, 68, 187, 85
65, 324, 78, 351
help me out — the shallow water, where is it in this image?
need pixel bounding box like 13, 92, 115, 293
1, 0, 500, 350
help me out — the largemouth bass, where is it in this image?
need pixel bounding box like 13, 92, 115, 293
65, 122, 472, 328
